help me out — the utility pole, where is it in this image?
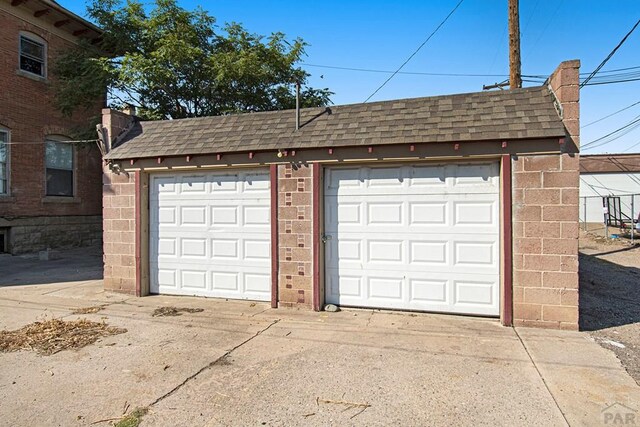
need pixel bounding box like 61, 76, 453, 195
508, 0, 522, 89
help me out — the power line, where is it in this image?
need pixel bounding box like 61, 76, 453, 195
583, 100, 640, 128
304, 62, 640, 82
622, 138, 640, 152
0, 139, 97, 145
304, 63, 511, 78
582, 77, 640, 86
522, 0, 563, 64
582, 114, 640, 150
580, 18, 640, 88
363, 0, 465, 102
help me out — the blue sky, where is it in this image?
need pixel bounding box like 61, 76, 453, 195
59, 0, 640, 154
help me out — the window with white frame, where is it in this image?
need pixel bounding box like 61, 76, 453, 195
45, 137, 73, 197
0, 129, 8, 195
19, 33, 46, 77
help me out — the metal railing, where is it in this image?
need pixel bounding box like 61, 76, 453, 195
580, 193, 640, 243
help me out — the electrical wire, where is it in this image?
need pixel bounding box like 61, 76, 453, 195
580, 18, 640, 88
303, 63, 511, 78
582, 114, 640, 151
583, 101, 640, 128
0, 139, 98, 145
363, 0, 465, 102
622, 139, 640, 152
522, 0, 564, 64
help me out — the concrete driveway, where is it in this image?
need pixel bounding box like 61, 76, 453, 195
1, 249, 639, 426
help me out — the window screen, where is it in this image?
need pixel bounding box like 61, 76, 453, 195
20, 35, 46, 77
45, 140, 73, 196
0, 131, 7, 195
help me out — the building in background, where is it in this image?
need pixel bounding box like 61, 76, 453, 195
0, 0, 104, 254
579, 153, 640, 233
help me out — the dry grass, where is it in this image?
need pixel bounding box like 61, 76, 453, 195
152, 306, 204, 317
0, 318, 127, 355
71, 305, 107, 315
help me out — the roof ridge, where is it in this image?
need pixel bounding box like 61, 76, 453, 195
135, 85, 548, 125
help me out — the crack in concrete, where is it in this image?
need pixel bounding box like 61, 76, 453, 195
249, 307, 271, 318
149, 318, 281, 407
513, 327, 570, 427
365, 310, 375, 328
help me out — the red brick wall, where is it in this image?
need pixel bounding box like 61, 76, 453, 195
102, 167, 137, 294
277, 163, 313, 307
0, 9, 102, 218
511, 60, 580, 330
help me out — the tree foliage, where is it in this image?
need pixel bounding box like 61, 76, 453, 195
54, 0, 332, 120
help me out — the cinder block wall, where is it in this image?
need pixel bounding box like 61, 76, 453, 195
103, 168, 137, 294
277, 163, 313, 307
512, 60, 580, 330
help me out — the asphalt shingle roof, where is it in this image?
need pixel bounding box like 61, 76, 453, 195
104, 85, 566, 160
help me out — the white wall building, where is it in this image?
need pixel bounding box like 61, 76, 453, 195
579, 154, 640, 226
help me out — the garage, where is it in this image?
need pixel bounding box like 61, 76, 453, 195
149, 170, 271, 300
103, 61, 582, 328
324, 163, 500, 316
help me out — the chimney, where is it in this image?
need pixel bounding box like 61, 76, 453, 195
548, 60, 580, 150
99, 108, 135, 154
122, 103, 137, 116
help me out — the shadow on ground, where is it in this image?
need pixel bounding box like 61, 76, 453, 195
0, 245, 103, 287
579, 250, 640, 331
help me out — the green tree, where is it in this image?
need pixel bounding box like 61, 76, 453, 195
54, 0, 332, 120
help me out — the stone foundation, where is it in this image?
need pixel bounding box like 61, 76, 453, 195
0, 215, 102, 254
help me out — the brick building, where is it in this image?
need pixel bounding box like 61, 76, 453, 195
100, 60, 581, 330
0, 0, 104, 254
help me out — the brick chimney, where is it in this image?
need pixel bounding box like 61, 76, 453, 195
99, 108, 135, 153
548, 60, 580, 150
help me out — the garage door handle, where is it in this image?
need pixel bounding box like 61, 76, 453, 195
321, 234, 332, 243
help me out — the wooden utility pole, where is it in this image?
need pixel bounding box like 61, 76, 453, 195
508, 0, 522, 89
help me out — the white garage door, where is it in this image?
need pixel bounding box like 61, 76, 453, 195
324, 163, 500, 316
150, 170, 271, 301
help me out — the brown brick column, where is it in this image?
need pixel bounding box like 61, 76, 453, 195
277, 163, 313, 307
511, 60, 581, 330
102, 166, 137, 294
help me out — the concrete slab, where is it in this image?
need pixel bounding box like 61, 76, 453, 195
517, 327, 640, 426
0, 293, 276, 426
0, 247, 639, 426
145, 310, 566, 426
0, 245, 103, 287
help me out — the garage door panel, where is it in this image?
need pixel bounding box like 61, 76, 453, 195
453, 201, 497, 226
243, 205, 270, 226
327, 269, 499, 315
454, 280, 498, 309
181, 238, 207, 258
410, 279, 448, 304
150, 170, 271, 301
326, 197, 498, 233
409, 240, 448, 265
368, 240, 403, 263
211, 206, 238, 225
211, 271, 239, 291
326, 164, 498, 197
181, 270, 207, 290
325, 163, 500, 316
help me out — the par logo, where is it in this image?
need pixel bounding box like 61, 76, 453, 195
602, 403, 637, 425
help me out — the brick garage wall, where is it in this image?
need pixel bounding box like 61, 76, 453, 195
511, 60, 580, 330
512, 154, 579, 329
277, 163, 313, 307
103, 167, 137, 294
0, 9, 103, 253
